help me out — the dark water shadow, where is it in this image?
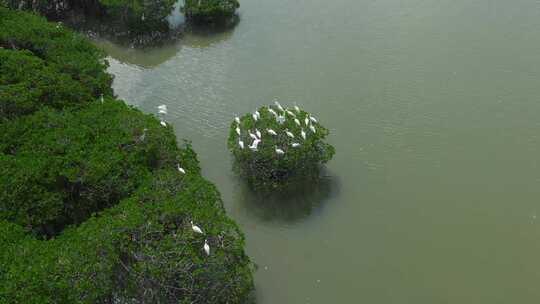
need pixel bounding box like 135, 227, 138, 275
90, 19, 236, 68
235, 169, 341, 223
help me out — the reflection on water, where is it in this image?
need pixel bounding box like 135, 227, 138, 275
235, 170, 340, 223
94, 27, 235, 68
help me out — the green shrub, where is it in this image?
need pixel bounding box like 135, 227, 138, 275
0, 165, 255, 303
0, 8, 255, 303
0, 49, 97, 119
0, 7, 113, 119
0, 100, 180, 236
183, 0, 239, 24
0, 0, 177, 38
228, 103, 335, 190
97, 0, 176, 35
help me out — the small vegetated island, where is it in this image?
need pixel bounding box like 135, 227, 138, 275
228, 101, 335, 190
0, 7, 254, 303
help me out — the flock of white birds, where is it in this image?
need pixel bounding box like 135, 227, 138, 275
157, 104, 210, 256
234, 100, 319, 156
153, 101, 319, 256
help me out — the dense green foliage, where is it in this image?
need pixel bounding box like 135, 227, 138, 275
0, 0, 176, 37
0, 7, 113, 119
0, 100, 179, 236
183, 0, 239, 24
0, 8, 254, 303
96, 0, 176, 35
228, 104, 335, 190
0, 153, 255, 303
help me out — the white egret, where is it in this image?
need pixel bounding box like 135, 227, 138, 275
139, 128, 148, 142
275, 146, 285, 155
255, 110, 261, 118
255, 129, 262, 139
191, 221, 203, 234
235, 116, 240, 124
310, 125, 316, 133
268, 108, 278, 117
276, 115, 285, 124
238, 140, 244, 149
294, 105, 300, 113
286, 109, 296, 117
249, 139, 260, 151
249, 132, 258, 140
158, 104, 167, 111
304, 117, 309, 126
267, 129, 277, 136
292, 143, 301, 148
309, 115, 318, 123
301, 129, 306, 140
294, 118, 301, 126
274, 100, 284, 112
235, 127, 241, 136
160, 121, 167, 127
252, 113, 258, 121
177, 164, 186, 174
285, 129, 295, 138
203, 239, 210, 256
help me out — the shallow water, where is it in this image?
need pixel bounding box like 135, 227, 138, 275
96, 0, 540, 302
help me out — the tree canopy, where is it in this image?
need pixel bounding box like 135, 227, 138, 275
0, 7, 255, 303
228, 103, 335, 190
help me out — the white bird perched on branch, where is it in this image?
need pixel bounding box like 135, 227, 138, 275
160, 121, 167, 127
203, 239, 210, 256
267, 129, 277, 136
268, 108, 278, 117
294, 118, 301, 126
304, 117, 309, 126
276, 115, 285, 124
255, 110, 261, 119
252, 113, 258, 121
249, 132, 258, 140
292, 143, 301, 148
249, 139, 260, 151
286, 109, 296, 117
285, 129, 295, 138
235, 116, 240, 124
236, 127, 241, 136
309, 115, 318, 123
238, 140, 244, 149
275, 146, 285, 155
177, 164, 186, 174
310, 124, 316, 133
301, 129, 306, 140
274, 100, 284, 112
191, 221, 203, 234
294, 105, 300, 113
255, 129, 262, 139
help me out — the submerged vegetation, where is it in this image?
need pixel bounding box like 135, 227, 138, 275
228, 102, 335, 190
0, 7, 254, 303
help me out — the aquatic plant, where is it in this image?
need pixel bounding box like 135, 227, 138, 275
228, 102, 335, 190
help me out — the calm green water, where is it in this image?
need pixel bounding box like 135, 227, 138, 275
96, 0, 540, 302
